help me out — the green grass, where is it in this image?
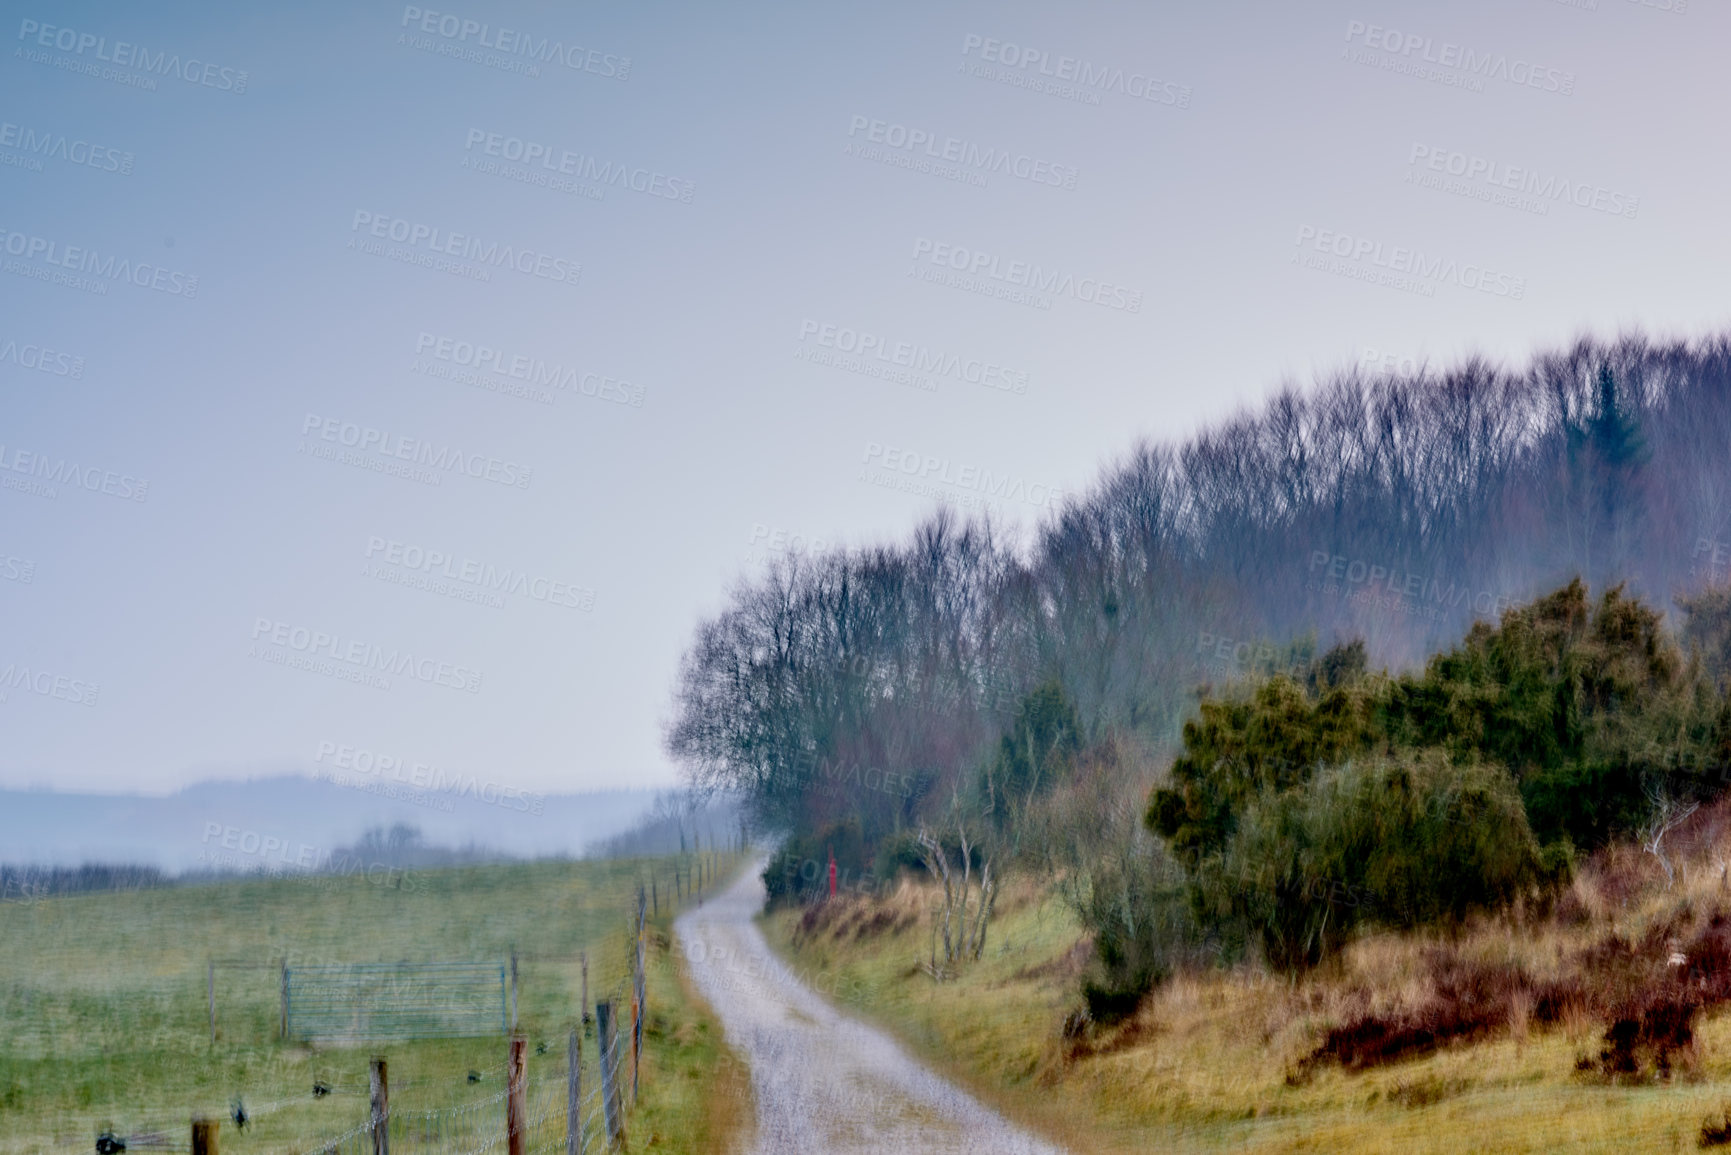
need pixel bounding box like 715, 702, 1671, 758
0, 853, 748, 1153
630, 912, 753, 1152
764, 878, 1731, 1154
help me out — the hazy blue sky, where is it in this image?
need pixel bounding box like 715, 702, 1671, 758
2, 0, 1725, 796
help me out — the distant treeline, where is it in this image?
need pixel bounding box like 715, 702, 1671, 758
670, 331, 1731, 846
0, 863, 168, 902
4, 825, 505, 899
591, 791, 742, 859
326, 822, 507, 868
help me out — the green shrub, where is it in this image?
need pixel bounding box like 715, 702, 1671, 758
981, 680, 1083, 833
1210, 751, 1549, 970
762, 819, 873, 908
1389, 579, 1718, 847
1074, 836, 1207, 1023
871, 829, 928, 883
1146, 647, 1387, 869
1152, 582, 1725, 876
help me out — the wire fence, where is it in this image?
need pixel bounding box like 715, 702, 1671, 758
298, 889, 650, 1155
286, 961, 510, 1042
293, 1003, 634, 1155
87, 853, 740, 1155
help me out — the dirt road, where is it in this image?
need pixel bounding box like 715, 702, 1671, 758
675, 862, 1065, 1154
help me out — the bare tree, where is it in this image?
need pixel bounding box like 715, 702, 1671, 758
1641, 786, 1700, 889
665, 326, 1731, 926
916, 807, 997, 979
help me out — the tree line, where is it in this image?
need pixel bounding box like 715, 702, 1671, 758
667, 329, 1731, 1002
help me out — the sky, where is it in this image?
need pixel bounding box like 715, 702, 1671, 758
2, 0, 1727, 797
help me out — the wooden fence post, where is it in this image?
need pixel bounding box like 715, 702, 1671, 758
652, 878, 658, 918
279, 960, 288, 1041
510, 948, 519, 1032
507, 1034, 526, 1155
580, 951, 589, 1026
634, 890, 646, 1106
597, 1001, 622, 1147
567, 1027, 582, 1155
630, 990, 641, 1110
191, 1116, 218, 1155
207, 959, 215, 1045
369, 1056, 388, 1155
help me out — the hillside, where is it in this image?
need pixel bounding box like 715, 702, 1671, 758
665, 328, 1731, 1150
766, 814, 1731, 1154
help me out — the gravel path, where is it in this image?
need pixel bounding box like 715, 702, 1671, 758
675, 861, 1066, 1155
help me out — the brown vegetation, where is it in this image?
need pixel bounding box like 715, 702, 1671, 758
1281, 798, 1731, 1084
792, 883, 922, 947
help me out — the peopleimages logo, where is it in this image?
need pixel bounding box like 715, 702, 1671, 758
349, 211, 580, 287
249, 618, 484, 694
0, 119, 132, 175
364, 535, 596, 611
199, 824, 324, 869
1696, 538, 1731, 574
1293, 225, 1526, 300
398, 7, 629, 78
414, 332, 644, 407
0, 337, 84, 378
299, 413, 534, 489
0, 661, 99, 706
1406, 144, 1638, 220
16, 19, 250, 92
845, 115, 1079, 190
0, 443, 148, 502
909, 237, 1143, 313
1360, 347, 1428, 381
958, 34, 1192, 109
861, 441, 1063, 511
1307, 550, 1517, 619
747, 524, 833, 557
462, 129, 692, 203
1343, 20, 1575, 96
797, 320, 1028, 395
1196, 630, 1307, 680
0, 227, 198, 297
315, 741, 546, 815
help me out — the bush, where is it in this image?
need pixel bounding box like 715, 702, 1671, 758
1147, 649, 1388, 870
1153, 582, 1724, 870
1025, 739, 1214, 1022
1144, 579, 1731, 975
981, 680, 1083, 834
1074, 839, 1204, 1022
1390, 579, 1715, 848
871, 830, 928, 883
1211, 751, 1549, 970
762, 819, 874, 908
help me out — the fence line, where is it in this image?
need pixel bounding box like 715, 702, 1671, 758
287, 961, 510, 1042
105, 856, 745, 1155
297, 890, 653, 1155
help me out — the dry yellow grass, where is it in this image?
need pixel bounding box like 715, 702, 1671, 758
763, 807, 1731, 1153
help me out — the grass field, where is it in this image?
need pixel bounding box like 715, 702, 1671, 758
0, 852, 749, 1154
764, 858, 1731, 1155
